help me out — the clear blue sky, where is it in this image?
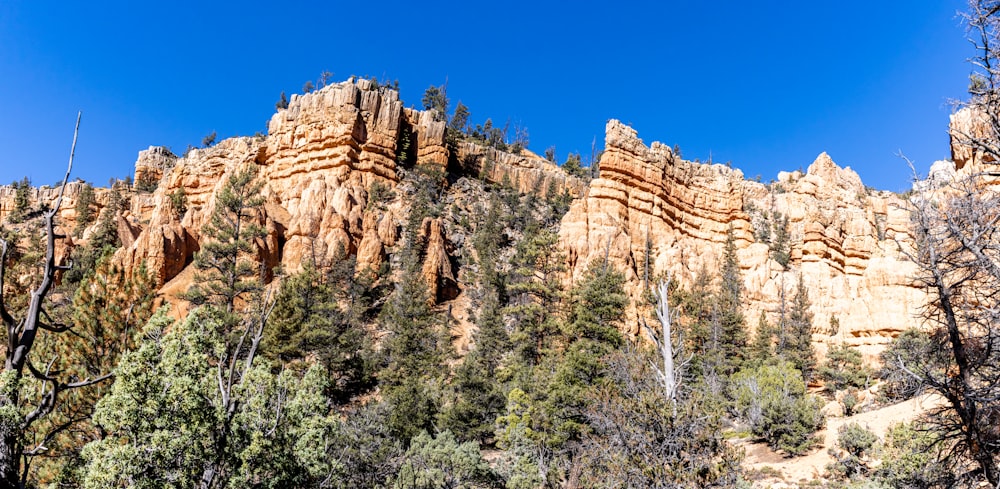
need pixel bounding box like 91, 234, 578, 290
0, 1, 971, 192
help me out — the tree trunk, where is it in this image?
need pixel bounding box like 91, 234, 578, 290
0, 427, 21, 489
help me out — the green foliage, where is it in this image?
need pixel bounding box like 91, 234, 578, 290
394, 431, 497, 489
302, 80, 314, 93
770, 211, 791, 268
81, 309, 341, 488
275, 90, 289, 110
749, 311, 776, 364
379, 256, 448, 442
731, 361, 825, 456
544, 146, 555, 162
202, 130, 217, 148
73, 182, 96, 237
169, 187, 188, 216
7, 177, 31, 223
779, 274, 817, 382
24, 252, 156, 484
820, 345, 872, 392
564, 258, 627, 349
439, 290, 508, 444
561, 152, 586, 178
263, 260, 375, 402
185, 165, 267, 314
422, 84, 449, 122
504, 225, 564, 371
135, 169, 159, 193
577, 349, 744, 488
874, 422, 941, 487
368, 180, 396, 210
877, 328, 937, 403
828, 423, 878, 480
450, 101, 470, 135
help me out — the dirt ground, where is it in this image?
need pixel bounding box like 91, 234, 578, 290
741, 393, 944, 487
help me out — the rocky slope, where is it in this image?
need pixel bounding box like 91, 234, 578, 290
0, 78, 946, 357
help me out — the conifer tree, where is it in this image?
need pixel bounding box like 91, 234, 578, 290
783, 274, 817, 382
263, 260, 373, 402
505, 225, 564, 372
28, 251, 156, 484
771, 212, 791, 269
185, 165, 267, 315
714, 225, 748, 374
73, 182, 95, 237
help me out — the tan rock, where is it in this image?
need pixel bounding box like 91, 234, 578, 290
559, 120, 924, 350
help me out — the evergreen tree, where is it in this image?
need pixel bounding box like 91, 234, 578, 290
263, 260, 373, 402
275, 91, 289, 110
81, 310, 341, 488
449, 101, 470, 135
771, 212, 791, 269
783, 274, 817, 382
185, 165, 267, 315
562, 152, 586, 178
7, 176, 31, 223
422, 84, 449, 122
749, 310, 776, 364
714, 225, 748, 374
24, 252, 156, 484
504, 225, 564, 372
73, 182, 96, 237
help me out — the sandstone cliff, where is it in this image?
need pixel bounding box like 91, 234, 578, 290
0, 79, 945, 358
560, 120, 924, 358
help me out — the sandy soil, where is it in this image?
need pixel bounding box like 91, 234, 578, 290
742, 393, 944, 487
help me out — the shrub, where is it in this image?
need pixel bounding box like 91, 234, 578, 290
877, 328, 940, 402
874, 422, 941, 487
820, 344, 872, 392
828, 422, 878, 479
731, 361, 825, 456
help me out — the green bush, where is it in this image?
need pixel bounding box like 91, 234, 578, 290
877, 328, 940, 402
394, 431, 497, 489
731, 361, 825, 456
874, 422, 941, 488
828, 422, 878, 479
820, 344, 871, 392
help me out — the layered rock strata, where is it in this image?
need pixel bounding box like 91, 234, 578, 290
560, 120, 924, 357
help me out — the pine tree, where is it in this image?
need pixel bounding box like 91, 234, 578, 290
73, 183, 96, 237
275, 91, 289, 110
185, 165, 267, 315
422, 84, 449, 122
714, 225, 748, 374
505, 225, 564, 372
784, 274, 817, 382
771, 212, 791, 269
263, 260, 373, 402
749, 310, 776, 364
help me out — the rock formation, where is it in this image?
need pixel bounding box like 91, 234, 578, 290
0, 78, 957, 359
560, 120, 924, 358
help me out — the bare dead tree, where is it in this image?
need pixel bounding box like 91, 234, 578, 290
953, 1, 1000, 170
899, 153, 1000, 486
641, 276, 690, 417
0, 113, 115, 488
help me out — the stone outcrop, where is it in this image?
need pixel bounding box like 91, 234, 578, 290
949, 106, 993, 170
559, 120, 924, 357
0, 79, 949, 358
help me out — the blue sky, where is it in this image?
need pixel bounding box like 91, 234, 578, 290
0, 1, 971, 192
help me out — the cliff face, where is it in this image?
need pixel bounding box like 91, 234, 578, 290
11, 78, 578, 309
560, 120, 924, 357
0, 79, 939, 356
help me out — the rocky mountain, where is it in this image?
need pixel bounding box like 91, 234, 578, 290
0, 78, 947, 357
